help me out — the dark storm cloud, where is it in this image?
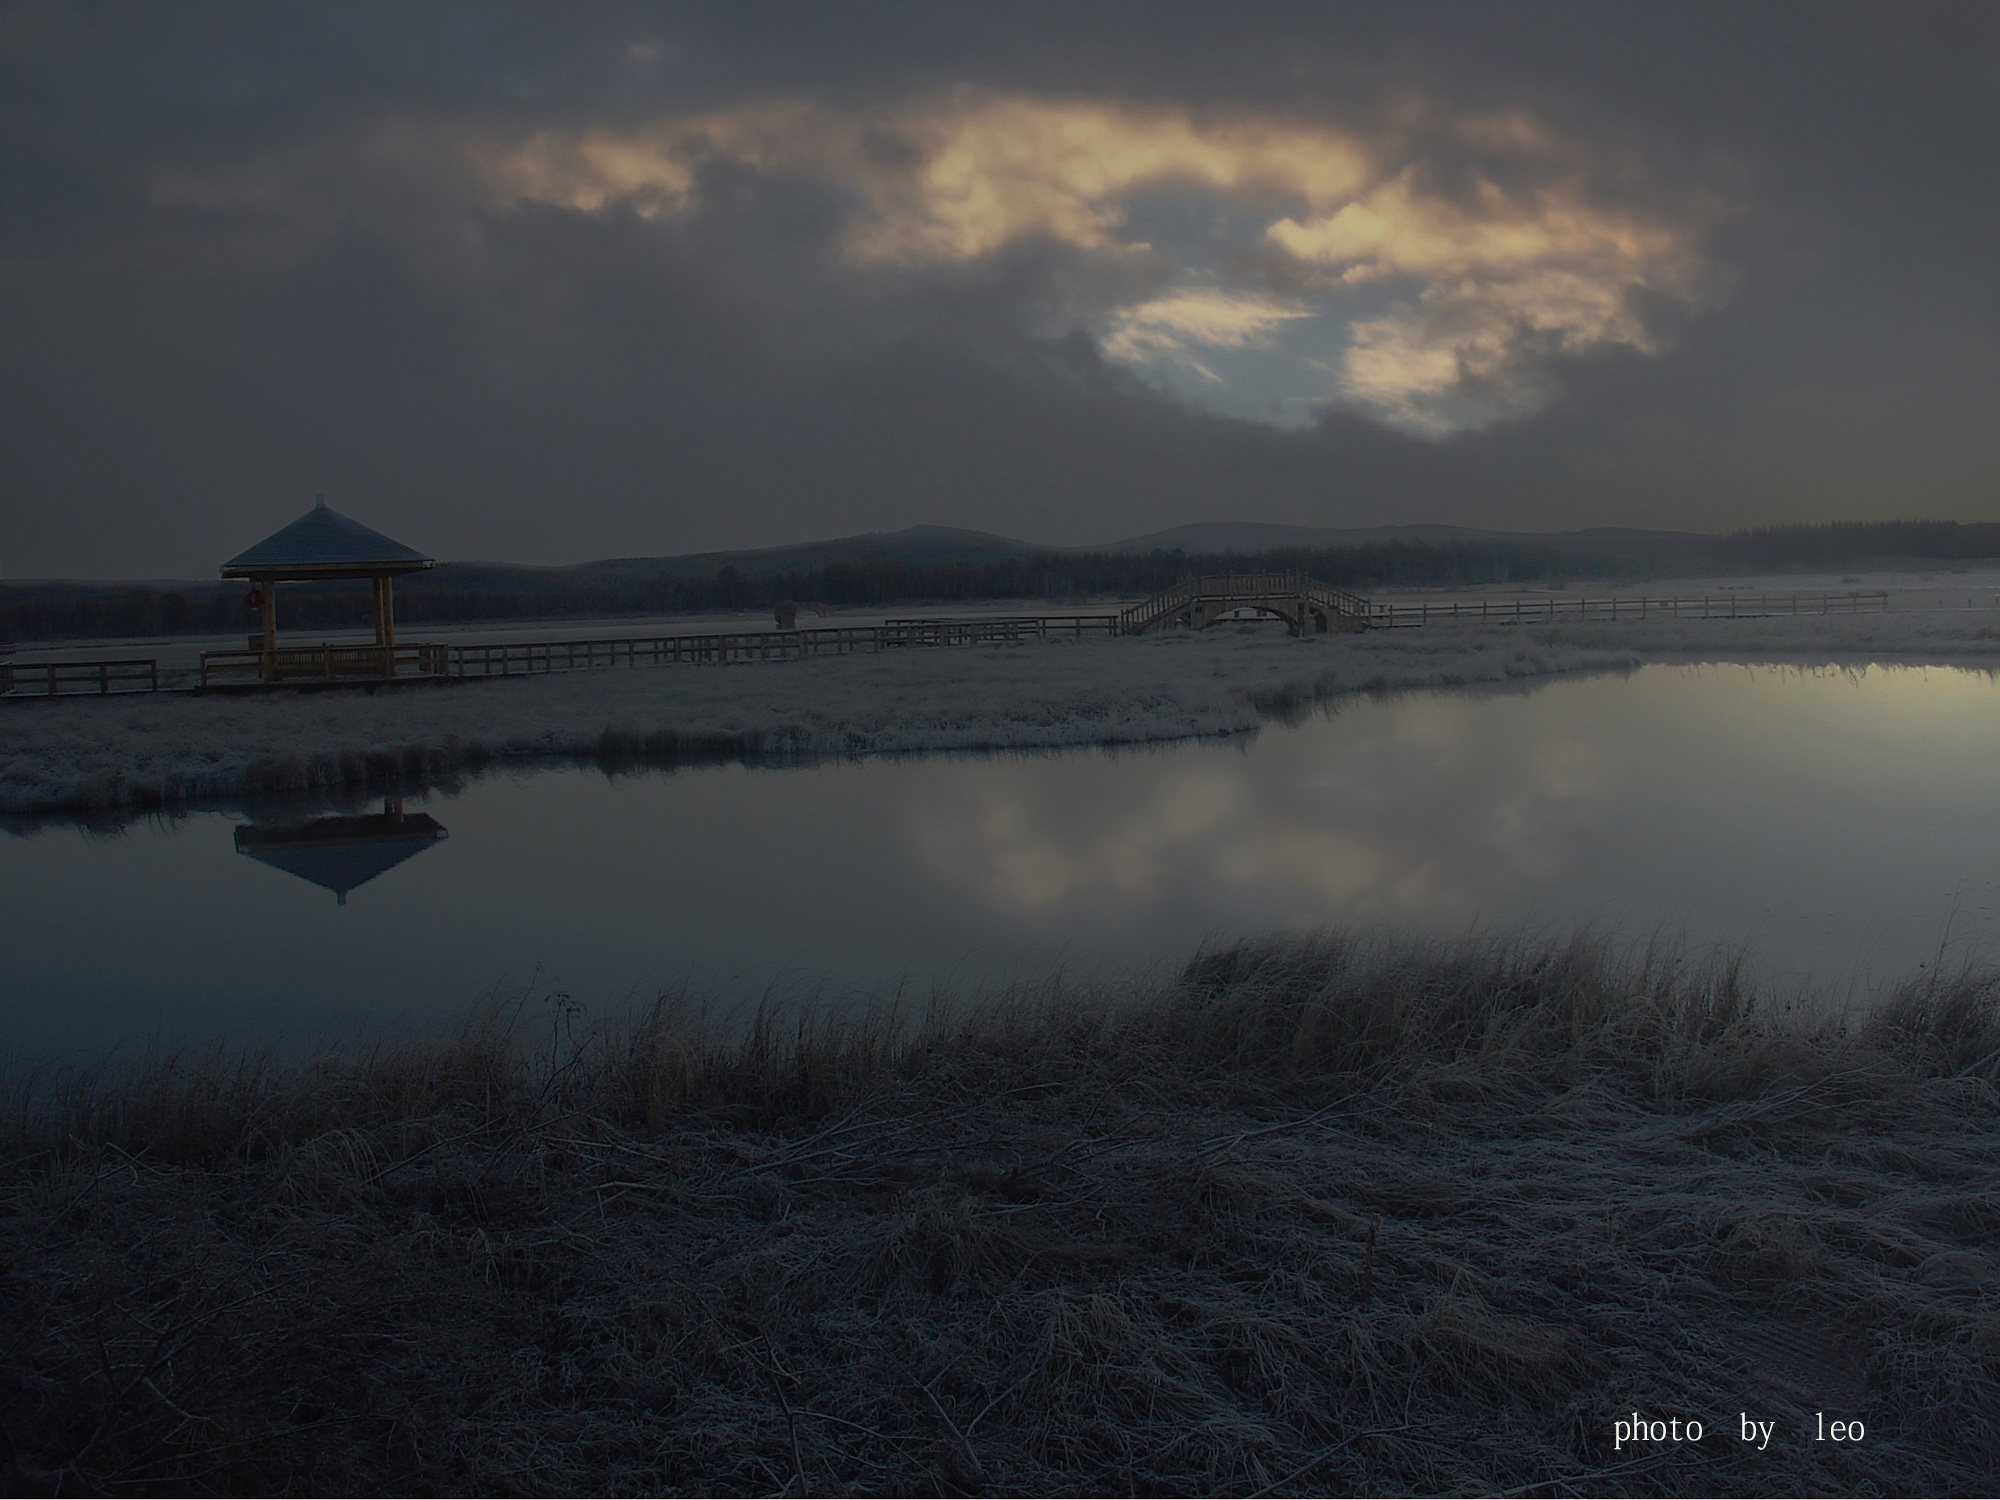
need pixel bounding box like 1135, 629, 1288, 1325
1, 1, 1994, 577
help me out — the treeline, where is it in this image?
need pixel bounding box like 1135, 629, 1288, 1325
0, 585, 246, 643
1725, 520, 2000, 567
6, 519, 1999, 642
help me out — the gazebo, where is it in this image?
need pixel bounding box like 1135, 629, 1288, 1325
211, 496, 442, 683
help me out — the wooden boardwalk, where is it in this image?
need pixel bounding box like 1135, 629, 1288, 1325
166, 615, 1119, 686
1364, 589, 1892, 629
1117, 574, 1895, 634
444, 615, 1117, 678
0, 590, 1905, 697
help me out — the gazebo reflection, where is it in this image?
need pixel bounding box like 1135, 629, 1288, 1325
235, 797, 448, 904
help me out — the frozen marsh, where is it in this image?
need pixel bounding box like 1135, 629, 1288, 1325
6, 926, 1997, 1494
5, 606, 2000, 817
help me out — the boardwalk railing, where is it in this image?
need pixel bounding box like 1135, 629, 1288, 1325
1121, 577, 1898, 633
449, 615, 1119, 676
198, 642, 450, 686
0, 591, 1909, 700
1366, 591, 1893, 629
0, 658, 159, 697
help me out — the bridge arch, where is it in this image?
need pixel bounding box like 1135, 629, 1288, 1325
1119, 574, 1373, 636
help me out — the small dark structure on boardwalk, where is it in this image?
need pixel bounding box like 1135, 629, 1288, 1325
1118, 573, 1372, 636
205, 497, 444, 684
234, 798, 448, 905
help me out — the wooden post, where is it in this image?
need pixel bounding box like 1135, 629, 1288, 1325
370, 575, 387, 674
260, 579, 278, 681
381, 574, 395, 671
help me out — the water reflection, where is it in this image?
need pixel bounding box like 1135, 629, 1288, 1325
234, 798, 448, 905
901, 664, 2000, 964
3, 663, 1997, 1059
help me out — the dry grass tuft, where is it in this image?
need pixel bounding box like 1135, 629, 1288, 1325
3, 927, 1997, 1494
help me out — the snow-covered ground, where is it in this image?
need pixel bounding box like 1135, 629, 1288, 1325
5, 588, 2000, 817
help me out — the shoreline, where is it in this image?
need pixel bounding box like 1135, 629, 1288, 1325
5, 611, 1999, 821
5, 925, 1995, 1494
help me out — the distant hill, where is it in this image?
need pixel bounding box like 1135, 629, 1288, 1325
1076, 520, 1729, 557
563, 525, 1054, 582
427, 520, 1724, 593
1076, 521, 1510, 553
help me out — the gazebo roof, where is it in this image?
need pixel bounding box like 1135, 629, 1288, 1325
222, 497, 433, 577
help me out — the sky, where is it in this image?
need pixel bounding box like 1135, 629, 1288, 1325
2, 1, 1996, 578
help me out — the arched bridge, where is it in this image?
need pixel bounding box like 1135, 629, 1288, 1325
1117, 573, 1373, 636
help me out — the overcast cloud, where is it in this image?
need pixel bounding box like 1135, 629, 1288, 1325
1, 1, 1995, 576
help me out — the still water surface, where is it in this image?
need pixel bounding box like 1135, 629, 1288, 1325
5, 662, 1998, 1059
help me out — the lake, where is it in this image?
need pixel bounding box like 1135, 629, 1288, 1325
5, 661, 1997, 1061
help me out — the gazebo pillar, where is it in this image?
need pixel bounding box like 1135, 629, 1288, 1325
260, 580, 280, 656
371, 574, 397, 674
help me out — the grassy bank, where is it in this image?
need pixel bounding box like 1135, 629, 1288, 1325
7, 608, 2000, 822
4, 626, 1634, 820
5, 929, 1998, 1495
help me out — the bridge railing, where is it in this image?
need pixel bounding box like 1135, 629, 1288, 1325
1117, 581, 1198, 635
1120, 573, 1373, 633
1297, 581, 1375, 620
1191, 572, 1310, 597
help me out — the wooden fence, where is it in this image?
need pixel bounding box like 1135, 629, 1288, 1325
197, 642, 451, 686
1368, 591, 1893, 629
0, 658, 159, 697
448, 616, 1118, 676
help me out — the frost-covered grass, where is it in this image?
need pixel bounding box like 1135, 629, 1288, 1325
5, 608, 1999, 817
5, 926, 1996, 1495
